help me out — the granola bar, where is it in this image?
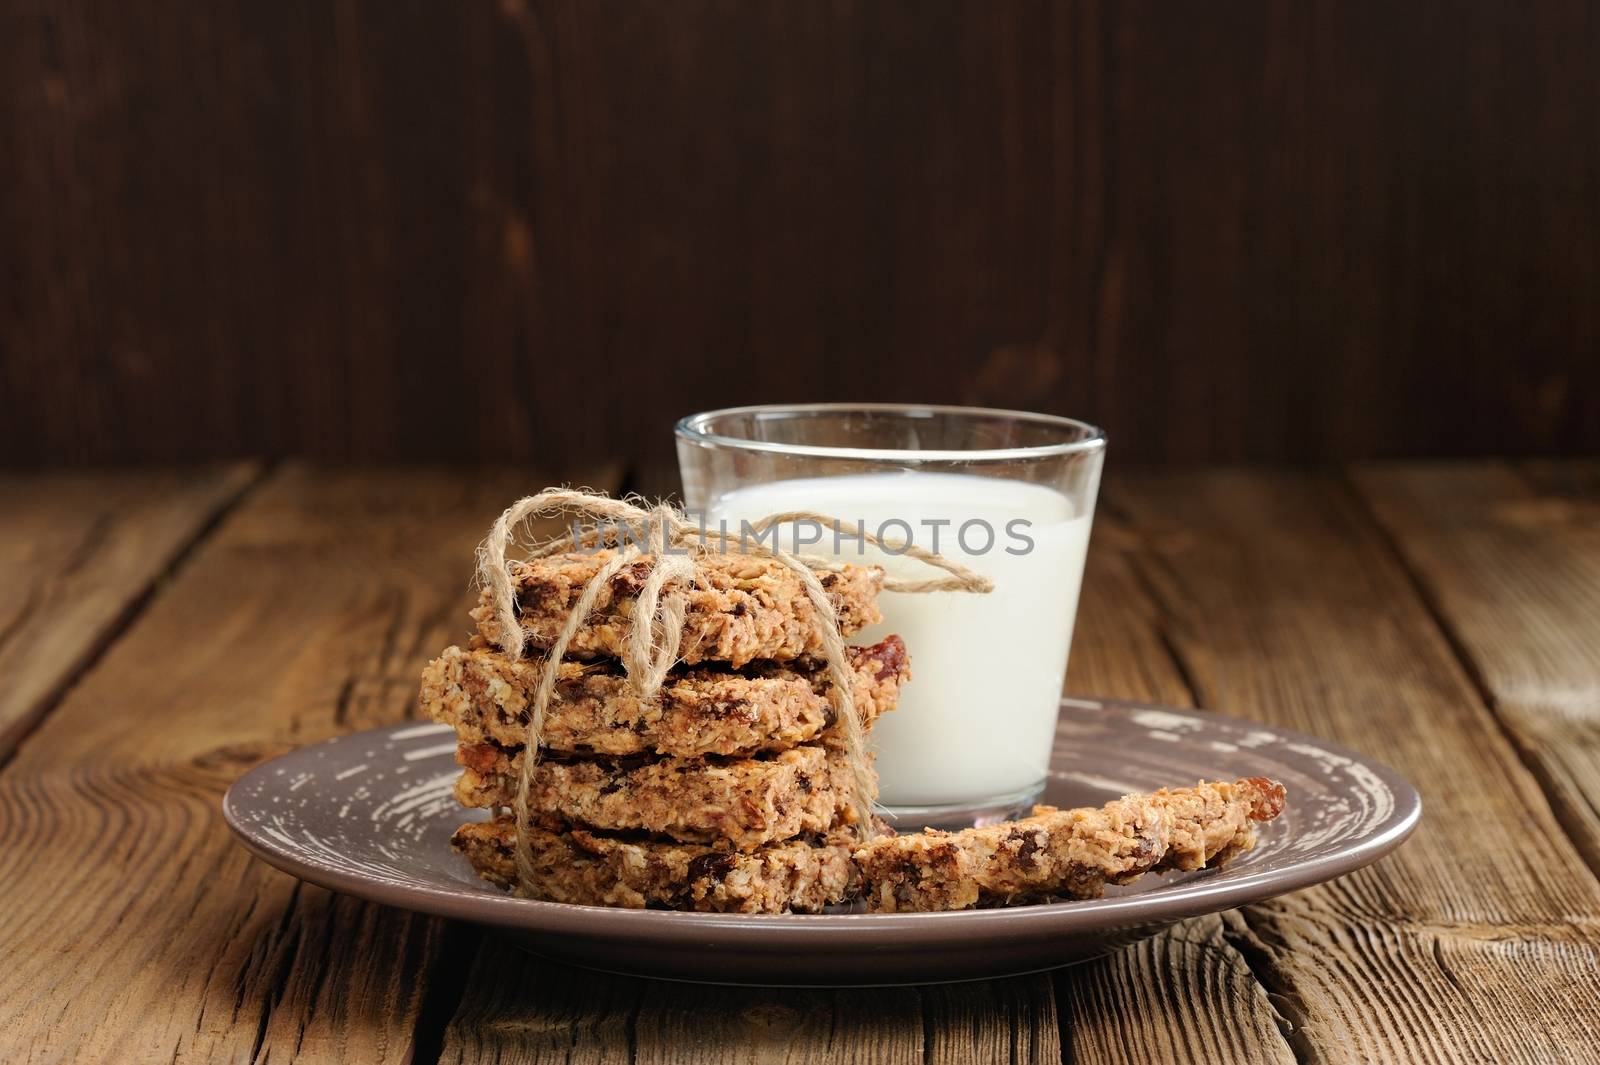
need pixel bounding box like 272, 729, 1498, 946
452, 816, 862, 912
472, 550, 885, 667
855, 777, 1287, 912
453, 742, 871, 851
420, 636, 909, 758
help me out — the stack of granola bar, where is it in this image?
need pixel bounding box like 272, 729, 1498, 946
419, 548, 908, 913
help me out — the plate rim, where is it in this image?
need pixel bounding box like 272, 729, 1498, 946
223, 699, 1422, 944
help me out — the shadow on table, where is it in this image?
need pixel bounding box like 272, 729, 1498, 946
437, 937, 1064, 1062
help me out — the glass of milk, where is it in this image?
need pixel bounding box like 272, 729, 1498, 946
676, 404, 1104, 827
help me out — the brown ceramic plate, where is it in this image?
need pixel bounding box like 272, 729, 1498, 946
223, 698, 1420, 986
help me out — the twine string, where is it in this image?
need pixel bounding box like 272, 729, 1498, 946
475, 488, 994, 897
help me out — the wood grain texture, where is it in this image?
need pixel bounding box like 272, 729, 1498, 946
0, 464, 259, 758
633, 984, 924, 1065
440, 922, 1060, 1065
2, 1, 1597, 470
0, 464, 615, 1063
10, 462, 1597, 1062
439, 942, 642, 1065
1353, 460, 1600, 877
1109, 470, 1600, 1064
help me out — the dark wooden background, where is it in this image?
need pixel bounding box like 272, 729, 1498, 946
3, 1, 1597, 471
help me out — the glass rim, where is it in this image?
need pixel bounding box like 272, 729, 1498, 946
674, 403, 1106, 463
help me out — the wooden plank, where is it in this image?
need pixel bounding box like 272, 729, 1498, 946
0, 464, 615, 1063
438, 943, 642, 1065
918, 980, 1061, 1065
5, 5, 1599, 471
628, 979, 1058, 1065
439, 946, 914, 1065
443, 920, 1064, 1062
632, 984, 923, 1065
0, 464, 259, 759
1110, 469, 1600, 1064
1353, 460, 1600, 876
1060, 916, 1299, 1065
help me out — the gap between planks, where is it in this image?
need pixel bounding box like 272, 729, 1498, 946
0, 464, 621, 1064
1347, 460, 1600, 887
1110, 467, 1600, 1064
0, 461, 268, 768
1340, 469, 1592, 889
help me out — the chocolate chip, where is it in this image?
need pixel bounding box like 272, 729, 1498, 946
1008, 829, 1043, 869
687, 852, 736, 884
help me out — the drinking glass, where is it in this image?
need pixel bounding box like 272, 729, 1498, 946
676, 403, 1105, 826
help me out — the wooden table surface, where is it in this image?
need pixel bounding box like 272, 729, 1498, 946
2, 460, 1597, 1064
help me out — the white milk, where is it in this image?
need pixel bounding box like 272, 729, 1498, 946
707, 472, 1092, 806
